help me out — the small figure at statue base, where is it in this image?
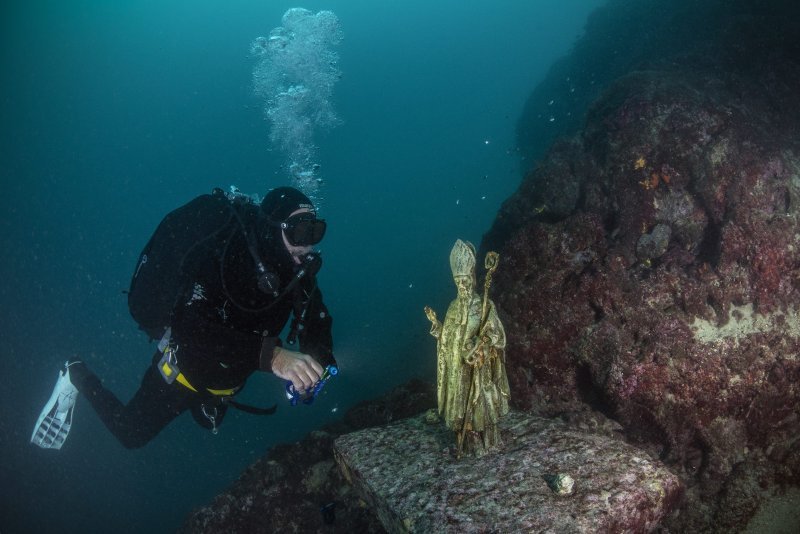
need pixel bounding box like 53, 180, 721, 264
425, 239, 510, 458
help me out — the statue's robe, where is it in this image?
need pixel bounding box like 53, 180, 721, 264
433, 293, 510, 454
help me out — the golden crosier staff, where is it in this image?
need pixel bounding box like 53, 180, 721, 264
458, 251, 500, 455
464, 251, 500, 367
482, 252, 499, 321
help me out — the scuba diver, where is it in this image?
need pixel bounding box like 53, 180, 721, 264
31, 186, 336, 449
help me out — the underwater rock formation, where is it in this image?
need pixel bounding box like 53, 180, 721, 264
335, 410, 681, 533
515, 0, 800, 166
483, 3, 800, 531
180, 380, 435, 533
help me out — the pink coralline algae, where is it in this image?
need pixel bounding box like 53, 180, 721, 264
482, 57, 800, 532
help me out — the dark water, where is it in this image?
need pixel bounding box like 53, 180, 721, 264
0, 1, 602, 532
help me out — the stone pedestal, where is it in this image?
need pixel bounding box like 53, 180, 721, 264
334, 410, 682, 533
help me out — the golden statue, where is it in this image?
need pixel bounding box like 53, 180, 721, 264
425, 239, 510, 457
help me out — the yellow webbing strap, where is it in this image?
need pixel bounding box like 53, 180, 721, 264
175, 372, 198, 393
207, 386, 238, 396
175, 372, 237, 396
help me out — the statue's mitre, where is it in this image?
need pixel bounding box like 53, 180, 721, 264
449, 239, 476, 277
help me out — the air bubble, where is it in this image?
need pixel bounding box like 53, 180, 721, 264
251, 9, 343, 199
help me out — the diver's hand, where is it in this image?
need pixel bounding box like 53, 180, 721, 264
271, 347, 324, 392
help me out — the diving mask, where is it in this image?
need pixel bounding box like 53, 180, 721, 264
280, 213, 327, 246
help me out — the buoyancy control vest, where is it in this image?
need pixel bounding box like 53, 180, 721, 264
127, 189, 237, 340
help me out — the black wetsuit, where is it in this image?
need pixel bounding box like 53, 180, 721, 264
71, 194, 334, 448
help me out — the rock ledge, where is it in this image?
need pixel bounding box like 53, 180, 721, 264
334, 410, 682, 533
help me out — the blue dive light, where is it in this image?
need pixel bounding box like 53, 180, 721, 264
285, 365, 338, 406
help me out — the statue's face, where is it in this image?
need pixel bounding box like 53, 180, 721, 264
454, 275, 473, 298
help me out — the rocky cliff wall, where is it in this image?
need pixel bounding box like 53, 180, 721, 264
484, 2, 800, 530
